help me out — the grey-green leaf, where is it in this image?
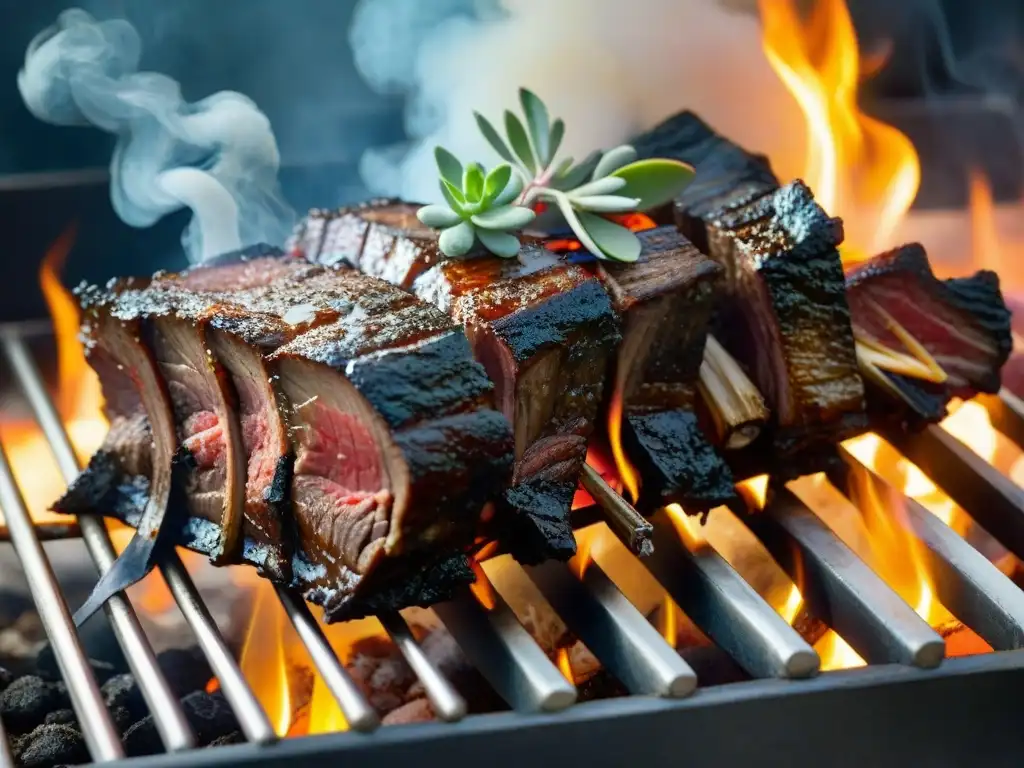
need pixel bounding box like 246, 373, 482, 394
483, 164, 512, 205
571, 194, 640, 213
471, 205, 536, 231
592, 144, 638, 180
610, 158, 697, 210
435, 146, 464, 188
441, 178, 466, 206
504, 111, 537, 175
578, 212, 642, 262
463, 162, 485, 203
417, 204, 463, 229
570, 176, 627, 197
477, 229, 522, 258
548, 119, 565, 165
475, 112, 515, 164
519, 88, 551, 166
551, 191, 604, 257
438, 221, 476, 257
492, 171, 525, 206
553, 150, 603, 190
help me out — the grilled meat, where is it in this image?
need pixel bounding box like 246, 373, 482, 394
292, 202, 620, 563
593, 226, 736, 511
633, 114, 867, 476
846, 243, 1013, 425
57, 254, 514, 621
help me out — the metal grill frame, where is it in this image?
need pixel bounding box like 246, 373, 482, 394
2, 320, 1024, 767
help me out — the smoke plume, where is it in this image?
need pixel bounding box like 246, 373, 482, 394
348, 0, 807, 203
18, 8, 294, 262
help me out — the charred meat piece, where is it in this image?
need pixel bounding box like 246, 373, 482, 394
845, 243, 1013, 425
293, 201, 621, 563
58, 258, 514, 620
593, 226, 736, 511
630, 110, 779, 249
700, 181, 867, 468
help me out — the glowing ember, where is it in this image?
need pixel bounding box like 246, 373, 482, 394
759, 0, 920, 261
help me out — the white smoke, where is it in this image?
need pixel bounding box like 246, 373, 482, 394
18, 8, 294, 262
349, 0, 808, 204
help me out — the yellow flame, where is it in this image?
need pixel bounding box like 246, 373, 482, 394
738, 474, 769, 510
759, 0, 920, 261
607, 392, 640, 503
556, 647, 574, 684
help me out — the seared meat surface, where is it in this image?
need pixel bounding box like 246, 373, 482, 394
846, 243, 1013, 425
294, 202, 620, 563
633, 113, 867, 477
57, 254, 514, 620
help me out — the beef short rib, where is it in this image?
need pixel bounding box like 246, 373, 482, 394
846, 243, 1013, 425
293, 203, 621, 563
593, 226, 736, 511
57, 256, 514, 621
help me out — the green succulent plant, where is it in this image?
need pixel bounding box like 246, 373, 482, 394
417, 148, 536, 258
473, 88, 697, 262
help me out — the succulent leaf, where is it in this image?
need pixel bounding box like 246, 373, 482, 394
439, 221, 476, 257
471, 205, 536, 231
417, 204, 463, 229
548, 119, 565, 166
550, 190, 604, 258
463, 162, 485, 203
592, 145, 638, 179
504, 110, 537, 175
553, 150, 603, 190
435, 146, 464, 188
492, 171, 525, 206
519, 88, 551, 166
475, 112, 516, 164
441, 178, 466, 207
571, 194, 641, 213
483, 164, 513, 205
477, 229, 522, 258
570, 176, 627, 198
577, 212, 642, 262
610, 159, 696, 210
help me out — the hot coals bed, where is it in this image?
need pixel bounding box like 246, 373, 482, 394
0, 322, 1024, 768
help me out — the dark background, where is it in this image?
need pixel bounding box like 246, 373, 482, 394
0, 0, 1020, 321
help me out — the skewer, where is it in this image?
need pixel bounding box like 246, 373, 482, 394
579, 464, 653, 557
747, 487, 945, 668
840, 446, 1024, 650
699, 334, 768, 450
886, 423, 1024, 562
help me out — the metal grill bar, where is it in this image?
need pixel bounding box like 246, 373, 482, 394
748, 488, 945, 667
379, 611, 467, 722
0, 714, 12, 768
526, 560, 697, 697
0, 333, 274, 746
434, 592, 577, 713
642, 510, 820, 679
275, 588, 380, 731
888, 424, 1024, 561
978, 389, 1024, 448
0, 442, 123, 761
1, 334, 197, 752
840, 447, 1024, 650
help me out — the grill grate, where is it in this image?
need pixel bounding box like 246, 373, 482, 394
1, 321, 1024, 766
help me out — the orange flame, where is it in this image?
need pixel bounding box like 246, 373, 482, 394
606, 391, 640, 503
556, 647, 574, 684
468, 558, 497, 610
760, 0, 920, 261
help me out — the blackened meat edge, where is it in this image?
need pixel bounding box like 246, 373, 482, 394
845, 243, 1013, 427
56, 254, 514, 621
292, 202, 621, 564
632, 112, 867, 479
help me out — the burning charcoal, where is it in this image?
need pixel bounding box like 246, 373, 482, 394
0, 675, 67, 733
156, 647, 213, 697
15, 724, 88, 768
346, 637, 417, 715
35, 645, 117, 686
208, 731, 245, 748
101, 674, 147, 720
121, 717, 162, 758
108, 705, 135, 735
381, 698, 434, 725
42, 709, 76, 727
180, 691, 241, 746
